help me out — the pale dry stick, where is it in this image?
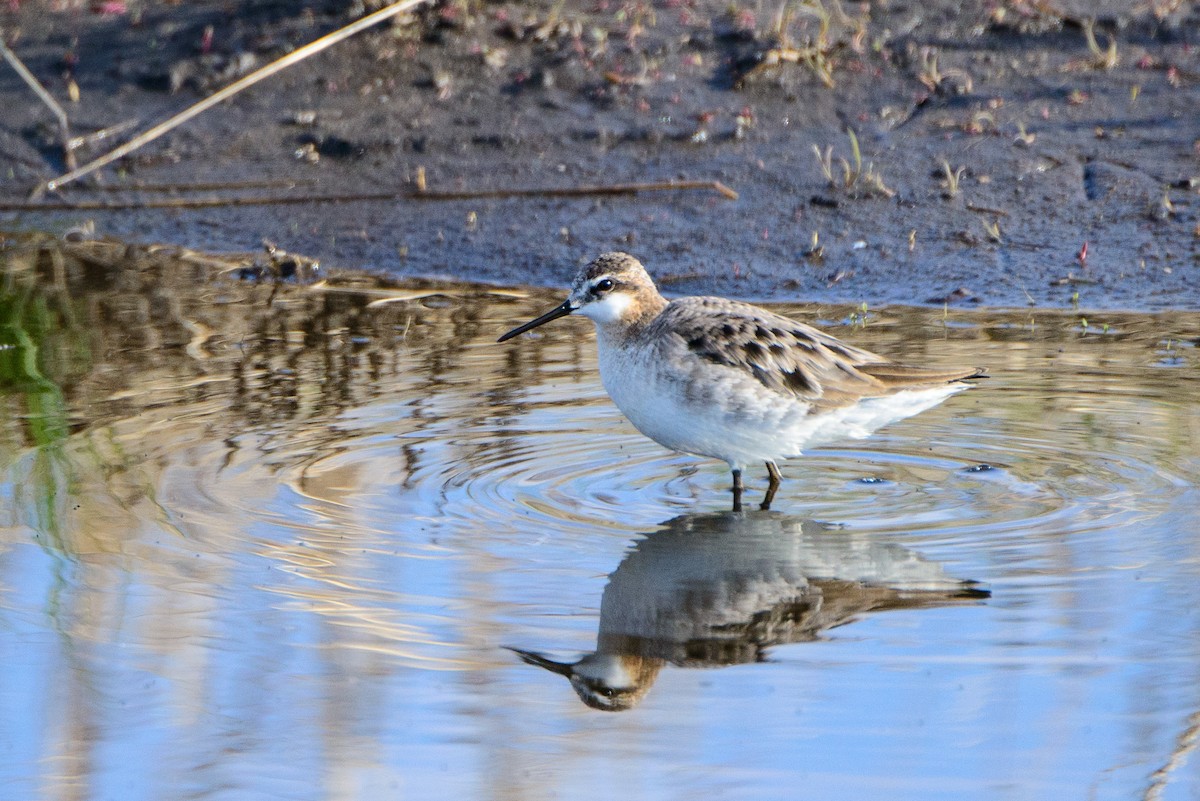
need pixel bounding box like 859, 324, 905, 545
0, 37, 77, 170
2, 179, 738, 211
32, 0, 433, 198
66, 118, 140, 152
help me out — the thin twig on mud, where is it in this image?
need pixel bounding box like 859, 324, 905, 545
409, 179, 739, 201
0, 38, 77, 171
31, 0, 434, 198
965, 202, 1010, 217
87, 179, 316, 192
1, 180, 737, 211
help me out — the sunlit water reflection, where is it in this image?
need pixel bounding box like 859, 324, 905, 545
2, 236, 1199, 799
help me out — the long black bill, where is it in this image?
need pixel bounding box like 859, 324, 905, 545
497, 299, 574, 343
506, 647, 576, 676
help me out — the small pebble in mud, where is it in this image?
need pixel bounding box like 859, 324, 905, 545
925, 288, 979, 305
294, 142, 319, 163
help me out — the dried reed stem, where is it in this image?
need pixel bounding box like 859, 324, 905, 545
0, 38, 76, 171
32, 0, 433, 197
3, 179, 737, 211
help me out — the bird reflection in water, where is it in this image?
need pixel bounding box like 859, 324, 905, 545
510, 511, 988, 711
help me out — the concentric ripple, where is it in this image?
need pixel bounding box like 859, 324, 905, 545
164, 337, 1195, 577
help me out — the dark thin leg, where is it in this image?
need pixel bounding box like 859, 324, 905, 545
761, 461, 782, 511
731, 469, 744, 513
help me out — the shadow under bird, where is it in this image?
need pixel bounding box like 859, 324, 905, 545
510, 510, 989, 711
499, 252, 985, 509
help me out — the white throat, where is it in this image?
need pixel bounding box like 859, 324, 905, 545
575, 653, 635, 687
576, 292, 634, 326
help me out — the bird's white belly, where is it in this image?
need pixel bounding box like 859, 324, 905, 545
597, 340, 965, 470
597, 341, 801, 467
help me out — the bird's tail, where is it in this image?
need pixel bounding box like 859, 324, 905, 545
857, 364, 988, 388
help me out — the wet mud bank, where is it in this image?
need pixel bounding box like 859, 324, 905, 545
2, 0, 1199, 310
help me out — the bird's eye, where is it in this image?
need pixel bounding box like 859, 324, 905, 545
594, 278, 615, 293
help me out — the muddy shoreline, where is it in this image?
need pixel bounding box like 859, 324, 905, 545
2, 0, 1199, 310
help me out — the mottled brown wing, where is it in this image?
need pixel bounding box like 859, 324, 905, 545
654, 298, 985, 410
652, 298, 890, 408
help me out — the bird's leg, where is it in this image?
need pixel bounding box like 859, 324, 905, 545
761, 461, 783, 511
731, 469, 744, 513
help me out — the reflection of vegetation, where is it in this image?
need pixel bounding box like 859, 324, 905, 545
0, 232, 555, 550
1, 245, 88, 543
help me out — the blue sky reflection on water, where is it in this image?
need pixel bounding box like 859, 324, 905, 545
1, 241, 1199, 800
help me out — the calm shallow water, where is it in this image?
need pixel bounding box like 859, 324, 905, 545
2, 237, 1199, 800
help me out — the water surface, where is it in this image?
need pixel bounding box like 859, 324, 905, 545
2, 236, 1199, 799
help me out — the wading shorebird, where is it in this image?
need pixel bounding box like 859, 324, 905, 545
498, 253, 985, 510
